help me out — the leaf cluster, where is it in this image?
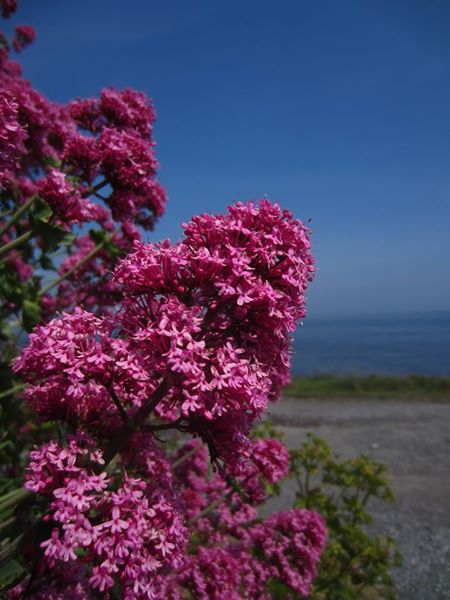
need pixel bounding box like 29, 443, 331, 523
290, 433, 402, 599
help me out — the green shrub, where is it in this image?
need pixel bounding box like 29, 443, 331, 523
290, 433, 402, 599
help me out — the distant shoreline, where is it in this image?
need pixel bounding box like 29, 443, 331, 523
291, 313, 450, 377
284, 374, 450, 400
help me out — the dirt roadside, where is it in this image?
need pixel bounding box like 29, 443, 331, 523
267, 398, 450, 600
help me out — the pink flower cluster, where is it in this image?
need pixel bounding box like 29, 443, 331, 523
0, 46, 166, 228
12, 24, 35, 52
18, 431, 325, 599
37, 169, 100, 224
3, 5, 327, 597
0, 0, 167, 314
0, 91, 26, 188
0, 0, 17, 19
14, 307, 152, 429
15, 201, 314, 462
160, 439, 327, 599
162, 509, 326, 600
231, 437, 291, 505
115, 200, 314, 458
25, 437, 187, 599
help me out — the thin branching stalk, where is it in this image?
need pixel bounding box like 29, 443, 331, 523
0, 384, 25, 400
0, 230, 32, 257
38, 239, 106, 297
0, 195, 36, 238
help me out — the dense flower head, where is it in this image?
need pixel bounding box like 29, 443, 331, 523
98, 128, 166, 228
12, 24, 35, 52
37, 169, 98, 223
247, 508, 327, 597
163, 547, 242, 600
0, 0, 17, 19
0, 13, 166, 233
229, 437, 290, 505
70, 87, 156, 137
14, 307, 156, 429
25, 438, 188, 599
161, 508, 326, 599
62, 134, 100, 183
114, 200, 314, 460
15, 201, 314, 464
0, 91, 27, 187
25, 435, 107, 496
99, 87, 156, 137
2, 5, 326, 598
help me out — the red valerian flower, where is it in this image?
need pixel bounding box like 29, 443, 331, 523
25, 437, 188, 599
12, 25, 35, 52
16, 201, 314, 464
0, 91, 27, 187
0, 0, 17, 19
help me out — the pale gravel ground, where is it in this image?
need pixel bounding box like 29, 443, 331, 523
266, 398, 450, 600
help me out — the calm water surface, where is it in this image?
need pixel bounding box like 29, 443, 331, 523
292, 313, 450, 376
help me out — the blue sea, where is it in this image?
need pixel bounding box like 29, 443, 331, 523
291, 313, 450, 376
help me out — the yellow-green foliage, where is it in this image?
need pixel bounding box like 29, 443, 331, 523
290, 434, 402, 600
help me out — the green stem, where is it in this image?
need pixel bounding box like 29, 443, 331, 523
0, 195, 36, 238
189, 496, 224, 524
0, 230, 32, 257
0, 488, 30, 513
172, 445, 200, 469
0, 534, 23, 563
0, 384, 25, 400
188, 473, 254, 525
0, 516, 16, 533
38, 240, 106, 297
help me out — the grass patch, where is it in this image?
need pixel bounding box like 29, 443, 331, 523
284, 374, 450, 400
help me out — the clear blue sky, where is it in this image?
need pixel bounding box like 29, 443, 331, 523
8, 0, 450, 318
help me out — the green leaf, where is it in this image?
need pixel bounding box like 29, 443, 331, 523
22, 299, 41, 332
29, 197, 52, 225
104, 239, 123, 259
266, 578, 292, 599
0, 276, 23, 304
89, 228, 108, 244
0, 560, 25, 592
31, 220, 75, 251
43, 156, 62, 169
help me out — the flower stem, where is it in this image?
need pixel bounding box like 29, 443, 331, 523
0, 487, 31, 512
100, 379, 169, 469
172, 445, 201, 469
0, 383, 25, 400
38, 239, 106, 297
188, 473, 254, 524
110, 387, 129, 423
0, 195, 36, 238
0, 230, 32, 257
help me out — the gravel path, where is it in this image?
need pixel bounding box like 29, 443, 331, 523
267, 398, 450, 600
